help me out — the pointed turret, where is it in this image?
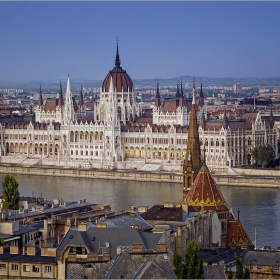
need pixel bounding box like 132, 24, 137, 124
198, 81, 204, 108
155, 83, 161, 107
200, 108, 206, 129
58, 81, 64, 107
78, 85, 84, 107
269, 106, 274, 129
176, 82, 180, 99
63, 74, 75, 125
222, 109, 228, 129
38, 84, 43, 107
179, 81, 184, 107
183, 79, 202, 202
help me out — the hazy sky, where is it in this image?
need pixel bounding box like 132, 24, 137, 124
0, 1, 280, 81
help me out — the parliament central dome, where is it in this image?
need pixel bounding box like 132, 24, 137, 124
102, 43, 134, 92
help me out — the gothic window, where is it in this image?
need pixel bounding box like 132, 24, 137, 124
216, 140, 219, 146
211, 140, 214, 146
222, 140, 225, 147
205, 140, 208, 146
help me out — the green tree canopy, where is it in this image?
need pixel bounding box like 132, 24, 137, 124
236, 256, 244, 279
2, 174, 20, 210
173, 240, 204, 279
251, 145, 275, 168
235, 256, 250, 279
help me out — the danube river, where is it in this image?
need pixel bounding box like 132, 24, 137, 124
0, 173, 279, 250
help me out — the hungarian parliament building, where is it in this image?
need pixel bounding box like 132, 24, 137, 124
0, 45, 278, 172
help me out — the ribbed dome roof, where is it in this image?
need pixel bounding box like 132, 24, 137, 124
102, 43, 133, 92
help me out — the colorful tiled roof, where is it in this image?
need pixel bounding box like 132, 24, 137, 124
225, 219, 253, 247
186, 163, 230, 212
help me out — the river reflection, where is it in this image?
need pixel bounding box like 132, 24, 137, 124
0, 173, 279, 249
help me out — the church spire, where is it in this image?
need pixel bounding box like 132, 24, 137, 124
155, 83, 161, 107
222, 109, 228, 129
176, 82, 180, 99
38, 83, 43, 107
115, 38, 121, 68
58, 81, 64, 107
183, 78, 202, 202
269, 106, 274, 128
198, 81, 204, 108
179, 80, 184, 107
63, 74, 75, 125
200, 108, 206, 129
78, 85, 84, 106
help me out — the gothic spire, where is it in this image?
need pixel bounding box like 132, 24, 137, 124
183, 78, 202, 202
58, 81, 64, 107
192, 79, 196, 105
176, 82, 180, 99
200, 108, 206, 129
78, 85, 84, 106
180, 80, 184, 98
38, 83, 43, 107
269, 106, 274, 128
179, 80, 184, 107
115, 38, 121, 68
222, 109, 228, 129
198, 81, 205, 108
155, 83, 161, 107
63, 74, 75, 125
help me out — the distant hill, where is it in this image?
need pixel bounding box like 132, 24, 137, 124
1, 76, 280, 91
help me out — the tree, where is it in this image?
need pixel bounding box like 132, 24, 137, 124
0, 238, 4, 247
251, 145, 275, 168
173, 251, 184, 279
236, 256, 244, 279
227, 269, 233, 279
243, 267, 250, 279
2, 174, 20, 210
235, 256, 250, 279
173, 240, 204, 279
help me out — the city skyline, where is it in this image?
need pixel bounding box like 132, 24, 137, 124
1, 1, 280, 81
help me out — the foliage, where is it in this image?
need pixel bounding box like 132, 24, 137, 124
0, 238, 4, 247
173, 240, 204, 279
173, 251, 184, 279
236, 257, 244, 279
2, 174, 20, 210
227, 269, 233, 279
243, 267, 250, 279
251, 145, 275, 168
235, 256, 250, 279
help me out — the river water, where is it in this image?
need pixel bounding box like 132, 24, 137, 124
0, 173, 279, 250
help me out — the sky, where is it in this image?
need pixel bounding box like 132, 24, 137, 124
0, 1, 280, 81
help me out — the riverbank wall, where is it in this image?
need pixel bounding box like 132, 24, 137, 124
0, 164, 280, 188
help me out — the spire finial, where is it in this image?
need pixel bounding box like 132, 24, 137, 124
115, 38, 121, 68
237, 206, 240, 221
192, 77, 196, 105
